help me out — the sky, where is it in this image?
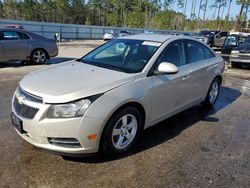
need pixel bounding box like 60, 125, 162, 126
174, 0, 242, 20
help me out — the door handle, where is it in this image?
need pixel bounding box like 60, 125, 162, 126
182, 75, 190, 81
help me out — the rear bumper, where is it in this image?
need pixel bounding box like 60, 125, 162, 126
48, 47, 58, 58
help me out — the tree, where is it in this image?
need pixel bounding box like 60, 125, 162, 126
235, 0, 250, 30
202, 0, 208, 21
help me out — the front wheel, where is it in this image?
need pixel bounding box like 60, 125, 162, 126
30, 49, 47, 64
203, 78, 221, 107
101, 107, 142, 156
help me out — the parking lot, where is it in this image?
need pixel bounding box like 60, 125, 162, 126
1, 40, 250, 188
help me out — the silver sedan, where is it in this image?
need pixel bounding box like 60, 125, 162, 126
11, 34, 224, 157
0, 28, 58, 64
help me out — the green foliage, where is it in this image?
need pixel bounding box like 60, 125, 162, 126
0, 0, 249, 31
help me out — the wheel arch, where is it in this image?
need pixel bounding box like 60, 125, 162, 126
215, 75, 222, 84
30, 47, 49, 59
98, 100, 146, 153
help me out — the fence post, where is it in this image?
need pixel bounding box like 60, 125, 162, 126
76, 27, 78, 39
90, 27, 92, 39
41, 25, 44, 37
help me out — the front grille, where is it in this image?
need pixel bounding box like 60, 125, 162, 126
17, 87, 43, 103
14, 97, 39, 119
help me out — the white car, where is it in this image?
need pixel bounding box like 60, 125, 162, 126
103, 31, 116, 41
11, 34, 224, 156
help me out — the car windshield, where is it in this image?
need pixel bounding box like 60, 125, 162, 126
81, 39, 161, 73
224, 36, 247, 46
243, 37, 250, 46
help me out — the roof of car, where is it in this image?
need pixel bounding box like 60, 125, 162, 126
119, 34, 175, 42
0, 27, 23, 32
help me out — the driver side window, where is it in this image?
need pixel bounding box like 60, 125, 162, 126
156, 41, 185, 67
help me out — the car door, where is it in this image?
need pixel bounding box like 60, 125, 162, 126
0, 31, 4, 61
149, 40, 193, 123
184, 39, 216, 102
3, 30, 31, 61
215, 32, 229, 47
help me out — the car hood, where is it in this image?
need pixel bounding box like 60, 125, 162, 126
19, 61, 137, 103
233, 45, 250, 53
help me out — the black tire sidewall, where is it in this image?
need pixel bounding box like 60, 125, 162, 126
101, 107, 142, 156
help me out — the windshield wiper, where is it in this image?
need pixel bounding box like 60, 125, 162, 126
75, 58, 89, 64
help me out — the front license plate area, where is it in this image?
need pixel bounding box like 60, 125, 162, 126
11, 113, 25, 134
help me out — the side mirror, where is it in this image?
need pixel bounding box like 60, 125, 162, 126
155, 62, 178, 75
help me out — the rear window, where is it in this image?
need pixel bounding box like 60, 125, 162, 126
2, 31, 29, 40
185, 40, 215, 63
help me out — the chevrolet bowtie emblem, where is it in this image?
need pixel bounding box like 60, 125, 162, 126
17, 94, 26, 105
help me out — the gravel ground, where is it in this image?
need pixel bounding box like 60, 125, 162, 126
0, 40, 250, 188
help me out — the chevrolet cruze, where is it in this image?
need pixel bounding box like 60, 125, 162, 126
11, 34, 224, 156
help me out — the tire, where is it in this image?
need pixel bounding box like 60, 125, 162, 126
203, 78, 221, 107
231, 62, 240, 68
30, 49, 48, 64
101, 107, 142, 156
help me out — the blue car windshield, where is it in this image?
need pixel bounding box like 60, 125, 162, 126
243, 37, 250, 46
81, 39, 161, 73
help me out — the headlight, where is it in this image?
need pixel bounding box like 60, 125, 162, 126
47, 94, 103, 118
231, 50, 239, 54
47, 99, 92, 118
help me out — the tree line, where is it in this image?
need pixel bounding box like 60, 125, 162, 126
0, 0, 250, 31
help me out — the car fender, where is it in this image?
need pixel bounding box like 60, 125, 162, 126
84, 76, 153, 132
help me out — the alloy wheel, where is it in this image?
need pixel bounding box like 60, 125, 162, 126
33, 50, 46, 64
209, 81, 219, 104
111, 114, 138, 150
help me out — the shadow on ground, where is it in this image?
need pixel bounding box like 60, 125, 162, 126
63, 86, 241, 163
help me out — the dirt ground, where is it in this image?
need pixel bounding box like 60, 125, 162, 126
0, 40, 250, 188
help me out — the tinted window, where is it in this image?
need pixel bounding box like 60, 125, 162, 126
156, 41, 185, 67
0, 32, 3, 40
3, 31, 26, 40
219, 32, 228, 37
224, 36, 237, 46
185, 40, 214, 63
243, 37, 250, 46
198, 31, 211, 35
204, 47, 215, 59
23, 33, 30, 39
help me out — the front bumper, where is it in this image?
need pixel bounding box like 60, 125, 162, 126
11, 91, 104, 155
230, 54, 250, 64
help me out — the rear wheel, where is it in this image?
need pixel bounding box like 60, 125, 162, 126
30, 49, 47, 64
101, 107, 142, 156
203, 78, 221, 107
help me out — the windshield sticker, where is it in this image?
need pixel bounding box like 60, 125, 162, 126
142, 41, 162, 47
